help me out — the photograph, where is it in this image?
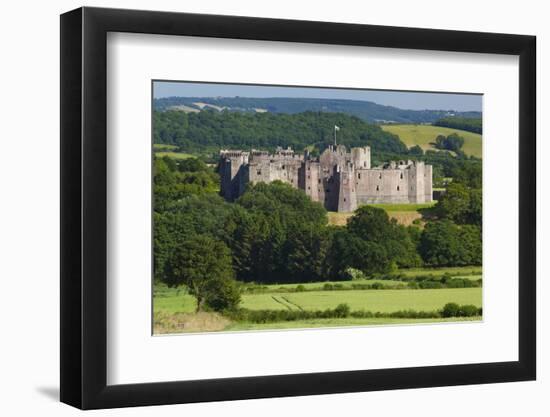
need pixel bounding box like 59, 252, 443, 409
152, 81, 483, 334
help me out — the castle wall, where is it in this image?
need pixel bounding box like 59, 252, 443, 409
355, 168, 411, 204
219, 145, 433, 211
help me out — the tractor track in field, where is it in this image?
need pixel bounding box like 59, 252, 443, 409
271, 296, 293, 311
280, 296, 305, 311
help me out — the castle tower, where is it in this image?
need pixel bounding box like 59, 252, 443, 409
408, 161, 426, 203
351, 146, 371, 169
219, 150, 249, 201
336, 164, 358, 212
424, 164, 433, 202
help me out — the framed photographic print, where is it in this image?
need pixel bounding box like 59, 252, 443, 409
60, 6, 536, 410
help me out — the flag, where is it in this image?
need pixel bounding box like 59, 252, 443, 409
334, 125, 340, 131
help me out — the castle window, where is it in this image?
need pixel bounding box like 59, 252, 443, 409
379, 173, 382, 179
364, 162, 367, 167
397, 186, 400, 191
344, 198, 346, 202
257, 170, 261, 175
308, 175, 310, 179
358, 173, 361, 179
308, 186, 311, 190
318, 179, 321, 184
376, 185, 379, 191
282, 165, 285, 169
400, 173, 403, 179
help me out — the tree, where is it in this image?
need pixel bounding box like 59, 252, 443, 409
419, 220, 481, 267
436, 182, 482, 226
434, 133, 465, 152
436, 182, 471, 223
343, 206, 421, 273
163, 235, 240, 312
409, 145, 424, 156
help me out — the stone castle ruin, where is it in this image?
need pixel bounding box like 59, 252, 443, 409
219, 145, 432, 212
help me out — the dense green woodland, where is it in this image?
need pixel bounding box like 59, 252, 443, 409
433, 116, 482, 134
153, 96, 481, 124
153, 110, 409, 157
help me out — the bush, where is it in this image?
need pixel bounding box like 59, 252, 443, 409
441, 302, 481, 317
344, 267, 367, 281
442, 302, 460, 318
323, 283, 334, 291
295, 284, 306, 292
459, 304, 480, 317
334, 303, 351, 318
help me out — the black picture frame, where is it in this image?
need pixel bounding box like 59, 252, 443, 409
60, 6, 536, 410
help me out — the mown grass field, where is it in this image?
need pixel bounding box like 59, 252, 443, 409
241, 288, 481, 312
381, 124, 482, 158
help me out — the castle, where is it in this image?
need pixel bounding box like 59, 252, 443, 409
219, 145, 432, 212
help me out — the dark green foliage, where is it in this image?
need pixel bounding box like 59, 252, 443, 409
345, 206, 422, 271
163, 235, 240, 312
441, 302, 481, 317
153, 110, 409, 155
434, 133, 465, 152
154, 156, 219, 211
436, 183, 482, 226
441, 302, 460, 317
419, 220, 482, 267
433, 117, 482, 134
225, 181, 332, 283
333, 303, 351, 318
409, 145, 424, 155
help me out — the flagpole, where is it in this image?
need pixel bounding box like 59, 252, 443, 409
334, 126, 337, 146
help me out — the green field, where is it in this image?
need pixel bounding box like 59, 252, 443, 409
381, 124, 482, 158
153, 143, 178, 151
240, 288, 481, 312
153, 143, 194, 160
155, 285, 481, 316
155, 151, 194, 160
369, 203, 435, 211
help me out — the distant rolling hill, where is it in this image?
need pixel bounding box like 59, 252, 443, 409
381, 124, 482, 158
153, 96, 481, 124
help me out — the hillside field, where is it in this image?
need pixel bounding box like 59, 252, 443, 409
381, 124, 482, 158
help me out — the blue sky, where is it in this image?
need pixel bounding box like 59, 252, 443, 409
153, 81, 482, 112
